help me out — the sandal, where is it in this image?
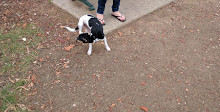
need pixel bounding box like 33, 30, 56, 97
97, 18, 106, 25
111, 14, 126, 22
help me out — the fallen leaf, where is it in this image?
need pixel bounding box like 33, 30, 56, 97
111, 103, 116, 108
54, 80, 61, 84
140, 106, 148, 112
109, 107, 113, 112
147, 75, 153, 78
57, 37, 65, 44
56, 72, 61, 76
4, 9, 10, 15
66, 36, 71, 41
64, 44, 75, 51
75, 81, 84, 83
38, 33, 42, 36
41, 104, 45, 109
167, 90, 171, 94
140, 83, 147, 85
63, 63, 67, 67
189, 30, 194, 32
23, 23, 27, 27
39, 58, 43, 62
31, 75, 36, 82
118, 32, 122, 36
27, 82, 34, 88
118, 98, 122, 102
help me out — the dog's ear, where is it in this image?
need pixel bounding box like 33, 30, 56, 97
77, 35, 88, 43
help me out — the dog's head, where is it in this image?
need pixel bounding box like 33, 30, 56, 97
76, 33, 93, 43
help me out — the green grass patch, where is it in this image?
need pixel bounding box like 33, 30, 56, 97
0, 23, 44, 75
0, 80, 28, 112
48, 0, 52, 4
0, 23, 44, 111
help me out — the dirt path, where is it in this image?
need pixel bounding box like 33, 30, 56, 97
2, 0, 219, 111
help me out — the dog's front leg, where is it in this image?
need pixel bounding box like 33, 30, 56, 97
104, 37, 111, 51
87, 43, 93, 55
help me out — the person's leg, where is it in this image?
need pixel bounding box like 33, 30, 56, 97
112, 0, 126, 22
112, 0, 120, 12
97, 0, 107, 14
97, 0, 107, 25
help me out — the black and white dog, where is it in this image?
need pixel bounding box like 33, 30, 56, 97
61, 15, 111, 55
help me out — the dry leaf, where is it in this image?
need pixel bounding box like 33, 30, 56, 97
28, 82, 34, 87
111, 103, 116, 108
57, 37, 65, 44
118, 98, 122, 102
41, 104, 45, 109
63, 63, 67, 68
189, 30, 194, 32
140, 83, 147, 85
147, 75, 153, 78
23, 23, 27, 27
64, 44, 75, 51
54, 80, 61, 84
167, 90, 171, 94
177, 98, 181, 102
39, 58, 43, 62
56, 72, 61, 76
38, 33, 42, 36
140, 106, 148, 112
31, 75, 36, 82
109, 107, 113, 112
118, 32, 122, 36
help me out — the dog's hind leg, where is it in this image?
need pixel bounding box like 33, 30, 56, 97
103, 37, 111, 51
84, 25, 91, 35
87, 43, 93, 55
78, 21, 84, 34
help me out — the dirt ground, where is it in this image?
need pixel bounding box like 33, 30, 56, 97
1, 0, 220, 111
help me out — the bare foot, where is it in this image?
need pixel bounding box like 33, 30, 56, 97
96, 13, 106, 25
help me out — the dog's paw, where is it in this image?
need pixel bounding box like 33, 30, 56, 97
87, 51, 92, 56
106, 47, 111, 51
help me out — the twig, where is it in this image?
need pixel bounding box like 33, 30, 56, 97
4, 104, 12, 112
26, 46, 30, 55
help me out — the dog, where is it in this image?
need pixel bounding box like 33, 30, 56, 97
61, 15, 111, 55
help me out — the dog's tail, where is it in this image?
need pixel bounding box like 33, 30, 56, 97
61, 26, 79, 33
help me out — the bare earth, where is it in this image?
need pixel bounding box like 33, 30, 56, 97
1, 0, 220, 111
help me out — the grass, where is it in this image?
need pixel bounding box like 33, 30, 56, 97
0, 80, 27, 112
0, 23, 43, 75
48, 0, 52, 4
0, 23, 44, 111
